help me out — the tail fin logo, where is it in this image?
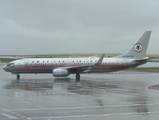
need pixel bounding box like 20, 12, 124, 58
133, 43, 143, 53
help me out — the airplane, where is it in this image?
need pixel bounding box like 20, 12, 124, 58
2, 31, 151, 82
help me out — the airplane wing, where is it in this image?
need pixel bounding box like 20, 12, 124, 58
56, 54, 105, 73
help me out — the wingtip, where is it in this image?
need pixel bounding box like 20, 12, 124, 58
95, 54, 105, 65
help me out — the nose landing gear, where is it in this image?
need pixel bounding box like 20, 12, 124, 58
17, 74, 20, 80
76, 73, 80, 82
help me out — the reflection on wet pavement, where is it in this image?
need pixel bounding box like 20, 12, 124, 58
4, 79, 53, 91
131, 97, 149, 117
67, 80, 119, 95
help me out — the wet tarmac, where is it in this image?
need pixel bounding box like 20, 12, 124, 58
0, 63, 159, 120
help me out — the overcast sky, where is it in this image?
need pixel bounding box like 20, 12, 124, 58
0, 0, 159, 55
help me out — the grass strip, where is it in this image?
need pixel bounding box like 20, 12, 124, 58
126, 67, 159, 72
0, 58, 16, 63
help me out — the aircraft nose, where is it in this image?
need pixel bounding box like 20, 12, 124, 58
2, 65, 7, 71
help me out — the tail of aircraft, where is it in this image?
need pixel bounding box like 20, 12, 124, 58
116, 31, 151, 59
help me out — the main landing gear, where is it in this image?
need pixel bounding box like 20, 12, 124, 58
76, 73, 80, 82
17, 74, 20, 80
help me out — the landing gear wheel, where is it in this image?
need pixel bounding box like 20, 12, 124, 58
76, 73, 80, 79
76, 73, 80, 82
17, 74, 20, 80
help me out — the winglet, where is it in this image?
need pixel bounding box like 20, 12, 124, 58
95, 54, 105, 65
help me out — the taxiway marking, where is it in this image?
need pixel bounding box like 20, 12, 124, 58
9, 103, 159, 111
1, 113, 17, 119
0, 107, 32, 120
30, 111, 159, 119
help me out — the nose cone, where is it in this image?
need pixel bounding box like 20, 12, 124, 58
2, 65, 7, 71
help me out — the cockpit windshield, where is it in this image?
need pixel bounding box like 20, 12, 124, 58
7, 63, 14, 67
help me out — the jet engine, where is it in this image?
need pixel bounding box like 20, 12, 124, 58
53, 68, 69, 77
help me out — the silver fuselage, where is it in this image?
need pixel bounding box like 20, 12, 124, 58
2, 57, 146, 74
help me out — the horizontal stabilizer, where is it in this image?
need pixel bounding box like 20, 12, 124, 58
134, 57, 149, 62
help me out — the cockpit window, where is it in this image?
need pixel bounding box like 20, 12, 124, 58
7, 63, 14, 67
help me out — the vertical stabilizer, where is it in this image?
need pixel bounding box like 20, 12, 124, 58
116, 31, 151, 59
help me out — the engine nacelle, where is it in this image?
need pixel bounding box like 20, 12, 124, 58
53, 68, 69, 77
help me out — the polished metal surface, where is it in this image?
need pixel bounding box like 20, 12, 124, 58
0, 63, 159, 120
